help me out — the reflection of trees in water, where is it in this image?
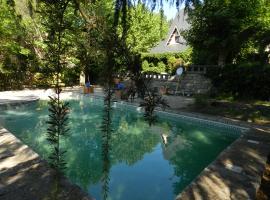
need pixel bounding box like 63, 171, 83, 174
112, 116, 160, 165
4, 97, 237, 199
157, 121, 195, 195
101, 87, 113, 200
54, 100, 105, 190
160, 121, 232, 196
61, 100, 161, 193
65, 131, 103, 190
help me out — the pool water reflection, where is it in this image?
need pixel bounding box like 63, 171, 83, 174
0, 97, 240, 200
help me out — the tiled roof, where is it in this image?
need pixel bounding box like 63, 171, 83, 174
150, 9, 190, 54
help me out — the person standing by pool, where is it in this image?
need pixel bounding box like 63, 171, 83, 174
117, 82, 124, 90
85, 81, 91, 94
115, 81, 125, 99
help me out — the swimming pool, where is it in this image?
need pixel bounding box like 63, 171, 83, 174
0, 96, 245, 200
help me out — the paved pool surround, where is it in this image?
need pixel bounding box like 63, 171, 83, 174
176, 127, 270, 200
0, 128, 93, 200
0, 88, 270, 200
113, 99, 270, 199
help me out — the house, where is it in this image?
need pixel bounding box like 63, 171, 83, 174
150, 9, 189, 54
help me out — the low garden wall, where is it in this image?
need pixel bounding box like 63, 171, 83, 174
144, 66, 213, 95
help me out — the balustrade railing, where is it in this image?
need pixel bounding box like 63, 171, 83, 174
142, 65, 218, 80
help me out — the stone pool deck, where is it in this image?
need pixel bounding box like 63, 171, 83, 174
0, 128, 93, 200
0, 88, 94, 200
0, 88, 270, 200
104, 96, 270, 199
176, 127, 270, 200
149, 106, 270, 200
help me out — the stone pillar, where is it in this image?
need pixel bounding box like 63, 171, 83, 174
79, 72, 85, 86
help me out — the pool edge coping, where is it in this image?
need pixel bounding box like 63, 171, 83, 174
175, 126, 270, 200
100, 96, 270, 200
0, 128, 94, 200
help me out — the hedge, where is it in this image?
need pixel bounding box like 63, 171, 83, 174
141, 48, 192, 74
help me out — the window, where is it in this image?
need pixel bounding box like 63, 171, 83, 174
175, 35, 181, 44
167, 27, 181, 46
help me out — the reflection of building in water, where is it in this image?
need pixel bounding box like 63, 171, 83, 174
149, 124, 191, 160
79, 100, 84, 110
161, 133, 169, 144
161, 132, 192, 161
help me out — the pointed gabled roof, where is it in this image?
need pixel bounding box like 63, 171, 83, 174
166, 27, 180, 45
150, 9, 190, 54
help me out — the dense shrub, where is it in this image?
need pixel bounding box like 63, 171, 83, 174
141, 48, 192, 74
142, 60, 166, 73
61, 66, 80, 86
156, 62, 166, 73
207, 62, 270, 100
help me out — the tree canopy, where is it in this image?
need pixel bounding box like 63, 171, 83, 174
0, 0, 269, 89
0, 0, 169, 89
184, 0, 270, 65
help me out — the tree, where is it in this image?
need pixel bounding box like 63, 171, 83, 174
39, 0, 72, 177
124, 3, 168, 53
184, 0, 270, 66
0, 0, 37, 90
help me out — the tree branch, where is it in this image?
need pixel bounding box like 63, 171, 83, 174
73, 0, 96, 26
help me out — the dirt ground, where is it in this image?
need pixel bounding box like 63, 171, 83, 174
186, 100, 270, 126
257, 155, 270, 200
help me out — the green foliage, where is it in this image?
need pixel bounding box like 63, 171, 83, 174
140, 88, 169, 126
47, 95, 70, 172
142, 60, 150, 71
0, 0, 37, 90
61, 65, 81, 86
40, 0, 72, 175
207, 62, 270, 100
142, 60, 166, 73
184, 0, 270, 65
124, 3, 169, 53
141, 48, 192, 74
157, 61, 166, 73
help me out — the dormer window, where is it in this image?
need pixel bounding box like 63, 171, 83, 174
149, 9, 189, 54
166, 27, 181, 46
175, 35, 181, 44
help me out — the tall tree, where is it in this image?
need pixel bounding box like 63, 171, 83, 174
39, 0, 72, 176
124, 3, 168, 53
0, 0, 37, 89
183, 0, 269, 65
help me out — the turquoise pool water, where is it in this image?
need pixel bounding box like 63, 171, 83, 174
0, 97, 243, 200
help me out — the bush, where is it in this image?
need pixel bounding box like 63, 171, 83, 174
142, 60, 166, 74
142, 60, 150, 72
207, 62, 270, 100
141, 48, 192, 74
156, 61, 166, 73
61, 66, 80, 86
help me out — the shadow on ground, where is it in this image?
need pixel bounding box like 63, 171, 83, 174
186, 100, 270, 125
0, 128, 91, 200
176, 128, 270, 200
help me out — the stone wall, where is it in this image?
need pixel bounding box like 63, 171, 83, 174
150, 72, 212, 95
